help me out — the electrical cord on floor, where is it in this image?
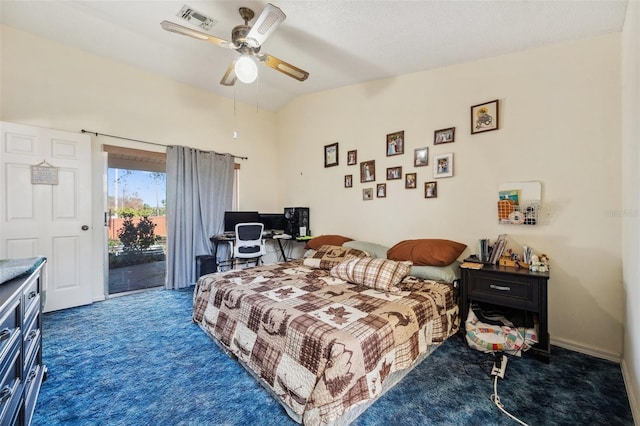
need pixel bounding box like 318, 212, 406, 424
490, 374, 529, 426
461, 355, 495, 379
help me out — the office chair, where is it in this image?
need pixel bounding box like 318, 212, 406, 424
233, 222, 267, 269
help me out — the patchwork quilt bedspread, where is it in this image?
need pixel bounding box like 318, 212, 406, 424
193, 260, 459, 425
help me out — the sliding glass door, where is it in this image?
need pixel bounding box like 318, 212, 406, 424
105, 146, 167, 295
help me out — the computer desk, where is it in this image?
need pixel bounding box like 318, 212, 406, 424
210, 233, 312, 265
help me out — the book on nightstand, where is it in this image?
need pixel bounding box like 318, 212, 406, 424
460, 262, 484, 270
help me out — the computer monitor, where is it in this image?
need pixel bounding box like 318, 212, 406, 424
223, 211, 260, 232
259, 213, 285, 232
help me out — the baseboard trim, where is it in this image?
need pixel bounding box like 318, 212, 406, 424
621, 359, 640, 426
551, 336, 620, 363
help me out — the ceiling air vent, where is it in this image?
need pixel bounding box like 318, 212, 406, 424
177, 5, 217, 30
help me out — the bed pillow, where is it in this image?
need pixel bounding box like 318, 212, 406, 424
387, 239, 467, 266
409, 261, 461, 282
343, 241, 390, 259
303, 244, 368, 269
305, 235, 353, 250
330, 257, 412, 293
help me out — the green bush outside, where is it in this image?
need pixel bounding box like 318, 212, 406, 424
109, 213, 164, 269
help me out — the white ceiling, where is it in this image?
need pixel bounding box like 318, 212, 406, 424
0, 0, 629, 112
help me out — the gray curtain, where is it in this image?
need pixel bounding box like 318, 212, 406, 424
165, 146, 234, 289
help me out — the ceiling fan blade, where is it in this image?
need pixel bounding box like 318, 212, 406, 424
161, 20, 235, 49
220, 60, 237, 86
259, 53, 309, 82
245, 3, 286, 48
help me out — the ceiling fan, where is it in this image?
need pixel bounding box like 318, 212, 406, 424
161, 3, 309, 86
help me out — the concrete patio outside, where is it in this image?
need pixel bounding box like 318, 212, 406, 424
109, 260, 165, 294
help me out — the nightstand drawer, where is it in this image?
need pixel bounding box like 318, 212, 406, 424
468, 272, 539, 310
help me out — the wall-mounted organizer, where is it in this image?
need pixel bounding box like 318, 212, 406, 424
497, 181, 541, 225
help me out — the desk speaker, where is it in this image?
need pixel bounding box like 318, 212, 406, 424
284, 207, 309, 237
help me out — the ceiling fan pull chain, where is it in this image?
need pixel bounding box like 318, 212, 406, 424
233, 85, 238, 140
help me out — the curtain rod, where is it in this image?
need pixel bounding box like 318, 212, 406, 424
81, 129, 248, 160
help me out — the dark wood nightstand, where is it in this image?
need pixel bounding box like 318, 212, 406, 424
460, 262, 550, 362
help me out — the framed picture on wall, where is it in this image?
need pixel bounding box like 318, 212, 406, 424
324, 142, 339, 167
386, 166, 402, 180
434, 127, 455, 144
363, 188, 374, 200
434, 153, 453, 178
345, 175, 353, 188
360, 160, 375, 182
377, 183, 386, 198
386, 131, 404, 156
414, 147, 428, 167
425, 181, 437, 198
405, 173, 417, 189
347, 150, 357, 165
471, 99, 499, 134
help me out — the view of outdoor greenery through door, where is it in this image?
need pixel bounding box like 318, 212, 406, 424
108, 168, 166, 294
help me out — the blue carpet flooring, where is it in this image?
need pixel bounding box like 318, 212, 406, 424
33, 288, 633, 425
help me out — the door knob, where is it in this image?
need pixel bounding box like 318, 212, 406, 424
81, 225, 89, 231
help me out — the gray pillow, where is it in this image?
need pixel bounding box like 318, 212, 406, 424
343, 240, 390, 259
409, 261, 460, 283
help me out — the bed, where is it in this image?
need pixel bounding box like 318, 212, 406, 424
193, 242, 461, 425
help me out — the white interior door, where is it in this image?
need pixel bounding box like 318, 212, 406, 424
0, 121, 93, 312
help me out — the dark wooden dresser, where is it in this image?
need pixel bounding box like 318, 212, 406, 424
460, 263, 550, 362
0, 259, 47, 425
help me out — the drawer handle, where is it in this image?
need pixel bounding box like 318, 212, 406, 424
28, 290, 37, 300
26, 369, 37, 384
27, 330, 38, 341
0, 386, 12, 404
0, 328, 11, 342
489, 284, 511, 291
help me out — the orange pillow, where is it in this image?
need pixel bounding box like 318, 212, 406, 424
305, 235, 353, 250
387, 239, 467, 266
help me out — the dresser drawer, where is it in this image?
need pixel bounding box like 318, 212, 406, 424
468, 271, 539, 310
23, 351, 44, 425
23, 312, 41, 373
0, 299, 21, 363
0, 342, 22, 426
23, 277, 40, 326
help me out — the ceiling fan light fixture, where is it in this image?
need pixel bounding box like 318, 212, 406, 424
235, 56, 258, 83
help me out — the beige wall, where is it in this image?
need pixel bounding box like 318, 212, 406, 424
622, 0, 640, 421
277, 34, 623, 359
0, 25, 279, 212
